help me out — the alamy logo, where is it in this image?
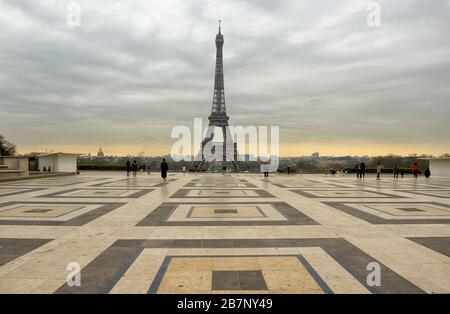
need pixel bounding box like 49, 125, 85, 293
366, 262, 381, 287
367, 1, 382, 27
66, 262, 81, 287
67, 2, 81, 28
171, 118, 280, 172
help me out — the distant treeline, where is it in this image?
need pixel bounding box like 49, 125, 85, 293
78, 165, 127, 171
78, 154, 441, 173
342, 168, 417, 174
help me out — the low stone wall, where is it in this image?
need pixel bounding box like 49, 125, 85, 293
0, 172, 76, 182
0, 157, 29, 172
0, 170, 25, 178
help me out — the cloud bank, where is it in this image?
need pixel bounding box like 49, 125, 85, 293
1, 0, 449, 156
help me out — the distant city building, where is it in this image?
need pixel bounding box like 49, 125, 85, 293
312, 152, 320, 158
97, 147, 104, 158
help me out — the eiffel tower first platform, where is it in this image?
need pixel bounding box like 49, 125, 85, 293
194, 21, 239, 171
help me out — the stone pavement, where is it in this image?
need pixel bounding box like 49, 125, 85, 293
0, 172, 449, 294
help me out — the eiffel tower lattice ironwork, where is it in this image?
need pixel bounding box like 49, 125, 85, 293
195, 21, 239, 171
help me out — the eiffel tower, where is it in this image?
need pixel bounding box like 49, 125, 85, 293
194, 21, 239, 171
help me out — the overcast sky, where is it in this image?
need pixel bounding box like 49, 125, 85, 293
1, 0, 449, 156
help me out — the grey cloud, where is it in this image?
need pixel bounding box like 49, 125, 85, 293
0, 0, 449, 154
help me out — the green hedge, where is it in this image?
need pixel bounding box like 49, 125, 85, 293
343, 168, 418, 174
78, 164, 126, 171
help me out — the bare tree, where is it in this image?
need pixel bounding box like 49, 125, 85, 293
0, 135, 16, 156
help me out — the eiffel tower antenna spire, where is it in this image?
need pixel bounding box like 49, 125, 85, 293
193, 23, 239, 171
209, 18, 227, 126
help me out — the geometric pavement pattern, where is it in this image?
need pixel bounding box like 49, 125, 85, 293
0, 172, 449, 293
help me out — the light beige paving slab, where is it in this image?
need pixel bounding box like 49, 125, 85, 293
344, 236, 450, 293
0, 172, 449, 294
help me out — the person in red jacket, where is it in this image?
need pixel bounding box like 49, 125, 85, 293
412, 162, 419, 178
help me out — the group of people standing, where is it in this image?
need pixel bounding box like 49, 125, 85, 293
126, 159, 169, 180
125, 160, 140, 177
355, 161, 431, 180
393, 164, 405, 179
354, 162, 366, 179
123, 158, 433, 182
408, 162, 431, 179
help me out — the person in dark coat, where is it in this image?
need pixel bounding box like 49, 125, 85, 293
132, 160, 138, 177
424, 167, 431, 178
393, 164, 400, 179
355, 163, 361, 179
126, 160, 131, 177
360, 162, 366, 179
160, 159, 169, 180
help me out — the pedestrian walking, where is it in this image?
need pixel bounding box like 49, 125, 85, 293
126, 160, 131, 177
355, 163, 361, 179
376, 162, 383, 180
412, 162, 419, 179
424, 167, 431, 178
160, 159, 169, 180
393, 164, 400, 179
360, 162, 366, 179
132, 160, 138, 177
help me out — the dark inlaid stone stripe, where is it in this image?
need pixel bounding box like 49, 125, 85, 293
25, 208, 53, 213
297, 255, 333, 294
212, 270, 240, 290
55, 246, 143, 294
408, 237, 450, 258
401, 190, 450, 199
0, 238, 52, 267
184, 182, 258, 188
37, 188, 154, 199
270, 182, 350, 189
399, 207, 425, 212
324, 201, 450, 225
0, 202, 125, 226
237, 270, 268, 290
136, 202, 319, 226
0, 177, 107, 187
190, 179, 250, 183
91, 178, 176, 188
214, 209, 238, 214
55, 238, 424, 294
170, 189, 275, 198
0, 188, 46, 197
292, 190, 406, 199
212, 270, 268, 291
